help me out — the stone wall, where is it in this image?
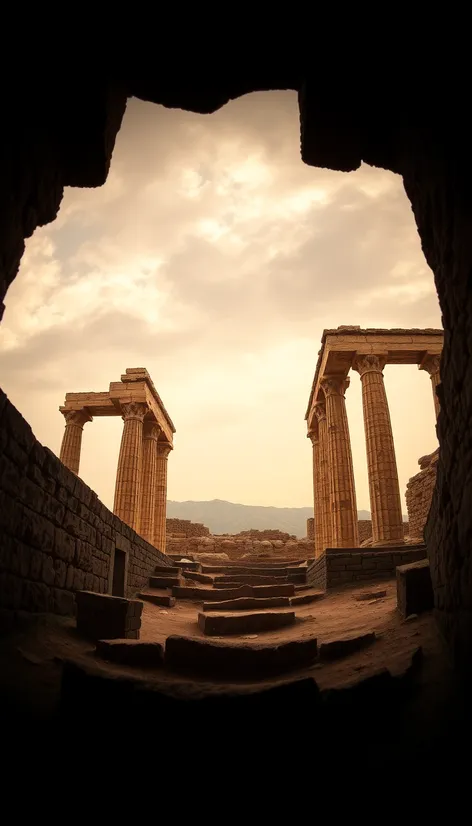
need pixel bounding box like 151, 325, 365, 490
234, 528, 296, 541
166, 534, 315, 561
306, 518, 315, 540
406, 450, 439, 541
0, 391, 170, 616
166, 518, 210, 538
307, 546, 427, 590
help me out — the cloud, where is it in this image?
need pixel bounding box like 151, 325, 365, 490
0, 91, 441, 510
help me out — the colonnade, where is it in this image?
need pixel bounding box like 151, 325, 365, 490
308, 351, 441, 554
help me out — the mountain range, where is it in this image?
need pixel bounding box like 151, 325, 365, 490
166, 499, 372, 538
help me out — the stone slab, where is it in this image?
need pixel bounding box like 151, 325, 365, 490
75, 591, 143, 641
149, 576, 181, 589
214, 574, 290, 586
198, 610, 296, 636
165, 634, 318, 677
138, 592, 176, 608
173, 583, 295, 601
396, 558, 433, 619
95, 639, 164, 668
290, 592, 325, 606
201, 564, 295, 574
182, 571, 214, 584
319, 632, 377, 661
202, 596, 291, 612
154, 566, 181, 575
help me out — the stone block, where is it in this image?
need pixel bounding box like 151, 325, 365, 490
154, 565, 181, 575
182, 571, 214, 584
165, 635, 318, 677
149, 575, 181, 588
198, 610, 296, 636
42, 555, 56, 586
95, 639, 164, 668
319, 632, 377, 661
75, 539, 93, 571
202, 596, 291, 612
19, 507, 55, 552
76, 591, 142, 641
290, 592, 325, 606
213, 574, 290, 586
138, 592, 176, 607
396, 559, 433, 619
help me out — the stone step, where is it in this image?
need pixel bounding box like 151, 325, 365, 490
172, 583, 295, 601
138, 592, 176, 608
214, 574, 291, 586
149, 576, 182, 589
154, 566, 181, 575
167, 553, 194, 561
198, 610, 297, 636
203, 566, 293, 577
290, 592, 325, 606
182, 571, 214, 584
202, 596, 292, 612
164, 635, 318, 677
95, 639, 164, 668
319, 632, 377, 661
178, 561, 202, 571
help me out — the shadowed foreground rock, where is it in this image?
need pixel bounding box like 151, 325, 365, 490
198, 609, 296, 636
95, 639, 164, 668
319, 632, 377, 661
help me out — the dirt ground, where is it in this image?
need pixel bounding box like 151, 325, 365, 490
0, 576, 451, 723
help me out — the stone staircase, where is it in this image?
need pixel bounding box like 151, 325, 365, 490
139, 555, 323, 637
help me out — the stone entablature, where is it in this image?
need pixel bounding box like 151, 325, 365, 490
59, 368, 175, 553
306, 327, 443, 557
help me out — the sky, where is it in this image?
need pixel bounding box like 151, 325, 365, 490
0, 92, 441, 514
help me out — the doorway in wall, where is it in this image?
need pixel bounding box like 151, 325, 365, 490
112, 548, 126, 597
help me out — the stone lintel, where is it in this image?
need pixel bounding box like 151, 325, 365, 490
109, 381, 173, 446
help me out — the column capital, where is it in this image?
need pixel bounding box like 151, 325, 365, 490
61, 408, 92, 428
121, 402, 147, 422
352, 352, 387, 377
321, 375, 350, 398
313, 402, 327, 424
156, 442, 172, 459
307, 429, 319, 446
143, 420, 160, 441
419, 352, 441, 376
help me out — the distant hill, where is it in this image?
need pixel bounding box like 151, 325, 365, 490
166, 499, 373, 538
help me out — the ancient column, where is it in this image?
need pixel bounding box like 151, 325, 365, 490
353, 354, 404, 546
153, 442, 172, 553
314, 402, 333, 551
59, 409, 92, 475
320, 376, 359, 547
419, 353, 441, 419
139, 421, 160, 545
308, 430, 323, 556
113, 402, 147, 533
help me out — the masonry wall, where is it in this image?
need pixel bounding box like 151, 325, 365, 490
0, 391, 170, 616
406, 450, 439, 541
166, 518, 210, 537
307, 545, 427, 590
167, 534, 315, 561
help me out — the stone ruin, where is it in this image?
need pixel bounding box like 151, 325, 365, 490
1, 54, 472, 773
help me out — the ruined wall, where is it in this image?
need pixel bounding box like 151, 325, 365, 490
234, 529, 296, 541
167, 534, 315, 561
166, 518, 210, 537
307, 546, 427, 590
0, 391, 170, 616
306, 518, 315, 540
406, 450, 439, 541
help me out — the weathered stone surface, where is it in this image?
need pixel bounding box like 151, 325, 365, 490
182, 570, 214, 584
165, 635, 318, 677
202, 596, 291, 612
406, 450, 439, 541
138, 592, 176, 608
319, 632, 376, 661
154, 565, 181, 575
290, 591, 325, 606
76, 591, 143, 641
198, 610, 296, 636
149, 575, 181, 588
95, 639, 164, 668
396, 559, 434, 619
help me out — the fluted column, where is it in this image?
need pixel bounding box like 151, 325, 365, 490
59, 409, 92, 474
308, 430, 323, 556
353, 354, 404, 546
139, 421, 160, 544
321, 376, 359, 548
314, 402, 333, 551
419, 353, 441, 419
153, 442, 172, 553
113, 402, 147, 533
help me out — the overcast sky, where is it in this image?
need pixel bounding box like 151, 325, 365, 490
0, 92, 441, 513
